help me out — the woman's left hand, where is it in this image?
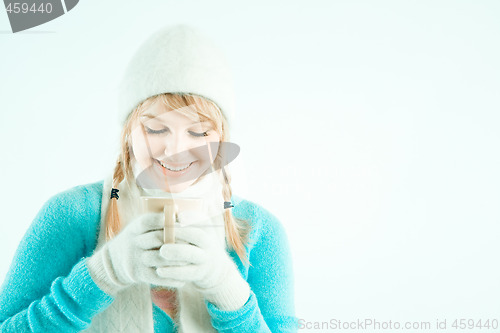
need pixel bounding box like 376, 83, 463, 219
157, 225, 250, 311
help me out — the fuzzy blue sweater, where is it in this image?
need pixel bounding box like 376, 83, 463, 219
0, 180, 298, 332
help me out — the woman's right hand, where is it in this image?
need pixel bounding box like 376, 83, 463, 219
86, 212, 186, 296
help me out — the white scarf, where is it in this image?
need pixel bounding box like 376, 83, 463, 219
83, 169, 226, 333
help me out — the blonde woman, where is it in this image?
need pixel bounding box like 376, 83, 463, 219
0, 25, 297, 332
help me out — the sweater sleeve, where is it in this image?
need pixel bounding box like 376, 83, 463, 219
204, 200, 299, 332
0, 183, 114, 332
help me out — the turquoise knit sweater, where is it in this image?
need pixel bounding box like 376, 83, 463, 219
0, 180, 298, 332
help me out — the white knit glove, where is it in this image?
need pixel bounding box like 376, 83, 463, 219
86, 212, 187, 296
157, 223, 251, 311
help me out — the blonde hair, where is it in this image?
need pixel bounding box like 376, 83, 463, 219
105, 93, 251, 266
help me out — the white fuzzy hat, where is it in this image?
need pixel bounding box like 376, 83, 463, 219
117, 24, 235, 126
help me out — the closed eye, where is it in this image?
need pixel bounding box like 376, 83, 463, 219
144, 126, 208, 137
144, 126, 168, 135
189, 131, 209, 137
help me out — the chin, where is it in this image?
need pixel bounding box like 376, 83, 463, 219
162, 180, 195, 193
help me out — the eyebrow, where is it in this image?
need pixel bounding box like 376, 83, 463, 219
140, 113, 210, 125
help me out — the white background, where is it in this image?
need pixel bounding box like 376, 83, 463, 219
1, 1, 499, 331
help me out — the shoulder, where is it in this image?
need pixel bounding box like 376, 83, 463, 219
28, 180, 105, 255
230, 194, 289, 250
33, 180, 104, 239
41, 180, 103, 215
36, 180, 104, 220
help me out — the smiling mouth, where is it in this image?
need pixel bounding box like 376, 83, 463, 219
157, 160, 194, 172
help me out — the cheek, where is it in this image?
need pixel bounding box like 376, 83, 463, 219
130, 130, 148, 159
207, 141, 220, 163
130, 128, 165, 158
191, 141, 220, 166
207, 134, 221, 161
145, 137, 166, 156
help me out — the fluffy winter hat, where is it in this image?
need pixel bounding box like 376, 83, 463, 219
117, 24, 235, 126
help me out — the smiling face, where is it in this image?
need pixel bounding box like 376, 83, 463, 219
129, 100, 221, 193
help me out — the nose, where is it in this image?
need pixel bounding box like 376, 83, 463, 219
163, 132, 192, 162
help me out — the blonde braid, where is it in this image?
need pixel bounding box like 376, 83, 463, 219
220, 166, 251, 267
105, 116, 134, 240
